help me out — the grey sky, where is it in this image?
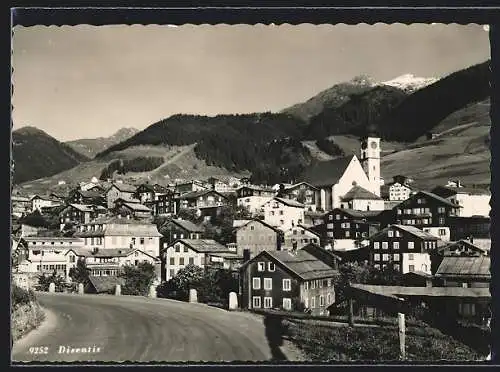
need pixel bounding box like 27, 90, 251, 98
12, 24, 490, 141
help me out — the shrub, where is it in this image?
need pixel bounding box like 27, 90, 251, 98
119, 261, 157, 296
11, 285, 35, 308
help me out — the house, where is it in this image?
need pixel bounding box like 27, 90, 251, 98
235, 219, 281, 259
21, 236, 85, 279
49, 192, 68, 202
339, 185, 385, 211
59, 204, 108, 228
303, 210, 325, 227
301, 135, 382, 211
66, 247, 159, 280
74, 216, 162, 258
402, 271, 433, 287
206, 177, 234, 193
381, 176, 419, 202
261, 197, 305, 231
106, 183, 138, 209
281, 225, 321, 251
68, 189, 106, 206
161, 239, 240, 281
175, 180, 208, 195
160, 218, 205, 246
134, 184, 176, 215
113, 199, 153, 219
448, 216, 490, 252
11, 195, 32, 217
239, 248, 339, 315
431, 184, 490, 217
236, 185, 276, 215
438, 239, 488, 257
434, 256, 490, 288
175, 190, 230, 212
368, 224, 440, 275
323, 208, 381, 251
394, 190, 462, 242
30, 195, 62, 213
281, 182, 319, 212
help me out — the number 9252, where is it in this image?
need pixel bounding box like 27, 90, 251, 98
29, 346, 49, 354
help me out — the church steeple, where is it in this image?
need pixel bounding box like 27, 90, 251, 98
360, 129, 381, 197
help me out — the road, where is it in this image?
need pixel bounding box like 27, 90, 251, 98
11, 293, 274, 363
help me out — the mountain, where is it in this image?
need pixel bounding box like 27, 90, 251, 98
65, 127, 139, 158
380, 74, 438, 93
12, 126, 89, 185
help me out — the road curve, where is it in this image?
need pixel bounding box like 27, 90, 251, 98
12, 293, 273, 363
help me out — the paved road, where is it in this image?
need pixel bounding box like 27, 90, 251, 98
12, 293, 273, 363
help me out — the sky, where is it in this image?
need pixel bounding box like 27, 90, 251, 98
12, 23, 490, 142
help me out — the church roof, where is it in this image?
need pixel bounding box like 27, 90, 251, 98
341, 185, 382, 201
301, 156, 354, 188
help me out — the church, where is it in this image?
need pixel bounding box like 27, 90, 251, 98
302, 132, 384, 212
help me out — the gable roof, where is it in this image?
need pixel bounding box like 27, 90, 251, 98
272, 197, 305, 208
174, 189, 227, 200
110, 183, 137, 193
431, 185, 491, 197
169, 239, 230, 253
341, 185, 383, 201
301, 156, 354, 188
77, 189, 104, 199
330, 208, 383, 220
435, 256, 491, 279
163, 219, 205, 233
67, 204, 106, 213
284, 182, 319, 191
414, 190, 461, 208
439, 239, 488, 256
67, 247, 158, 260
235, 218, 280, 233
252, 250, 339, 281
369, 224, 439, 241
122, 202, 151, 212
350, 283, 490, 299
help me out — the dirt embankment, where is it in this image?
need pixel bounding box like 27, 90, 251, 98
11, 301, 45, 342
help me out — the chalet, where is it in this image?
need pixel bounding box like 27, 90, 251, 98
106, 183, 138, 209
240, 248, 339, 315
261, 197, 305, 231
11, 195, 32, 217
134, 183, 170, 203
206, 177, 234, 193
447, 216, 490, 252
281, 182, 318, 212
431, 184, 490, 217
175, 180, 208, 195
438, 239, 488, 257
66, 247, 159, 279
303, 210, 325, 227
160, 218, 205, 246
175, 190, 230, 211
151, 192, 177, 216
380, 175, 418, 202
236, 185, 276, 215
235, 219, 281, 259
74, 216, 162, 258
161, 239, 240, 281
394, 190, 462, 242
301, 135, 382, 211
30, 195, 62, 213
113, 199, 152, 219
323, 208, 381, 251
68, 189, 106, 206
281, 225, 321, 251
59, 204, 108, 227
368, 224, 440, 275
434, 256, 490, 288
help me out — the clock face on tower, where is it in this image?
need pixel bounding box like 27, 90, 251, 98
370, 141, 378, 149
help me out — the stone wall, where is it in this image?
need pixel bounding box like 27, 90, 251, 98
11, 301, 45, 341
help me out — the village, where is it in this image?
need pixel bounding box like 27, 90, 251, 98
11, 131, 491, 338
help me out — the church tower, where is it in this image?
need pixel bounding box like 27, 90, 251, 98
360, 124, 381, 197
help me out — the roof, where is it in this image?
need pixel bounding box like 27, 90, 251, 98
435, 256, 491, 279
122, 202, 151, 212
294, 224, 321, 237
234, 218, 280, 233
110, 183, 137, 193
341, 185, 382, 201
68, 247, 157, 259
300, 156, 354, 188
12, 196, 30, 202
175, 190, 226, 200
439, 239, 488, 255
137, 183, 169, 193
170, 239, 230, 253
350, 283, 491, 299
235, 185, 275, 193
331, 208, 383, 220
233, 219, 252, 228
263, 250, 339, 281
285, 182, 319, 191
163, 219, 205, 233
416, 190, 462, 208
78, 190, 104, 198
431, 185, 491, 197
87, 276, 125, 293
369, 224, 439, 241
403, 271, 432, 278
273, 197, 305, 208
24, 236, 82, 242
75, 218, 162, 237
67, 204, 106, 212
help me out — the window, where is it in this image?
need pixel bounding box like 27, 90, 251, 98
264, 297, 273, 309
175, 245, 180, 253
438, 207, 446, 213
392, 253, 400, 261
327, 293, 332, 305
304, 282, 309, 290
311, 280, 316, 289
189, 257, 194, 265
283, 298, 292, 310
408, 241, 414, 249
319, 295, 325, 306
268, 262, 275, 272
374, 253, 380, 261
382, 242, 388, 250
169, 257, 175, 265
264, 278, 272, 290
393, 242, 400, 249
345, 231, 350, 238
279, 210, 284, 215
326, 223, 334, 229
397, 209, 402, 215
252, 277, 261, 290
408, 254, 414, 260
439, 218, 445, 225
311, 297, 316, 308
280, 220, 284, 225
283, 279, 291, 291
388, 230, 394, 237
140, 238, 145, 245
252, 296, 261, 308
374, 242, 380, 250
382, 254, 389, 261
408, 265, 415, 272
394, 264, 401, 271
179, 257, 185, 266
395, 230, 401, 237
319, 280, 323, 288
169, 269, 175, 278
257, 262, 265, 272
374, 264, 380, 270
439, 229, 446, 236
69, 255, 75, 263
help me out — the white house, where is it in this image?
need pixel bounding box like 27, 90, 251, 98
30, 195, 62, 213
261, 197, 306, 231
74, 216, 162, 258
431, 185, 491, 217
236, 186, 276, 216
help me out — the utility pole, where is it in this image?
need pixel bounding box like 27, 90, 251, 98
398, 312, 406, 361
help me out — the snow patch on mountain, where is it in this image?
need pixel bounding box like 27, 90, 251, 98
380, 74, 438, 93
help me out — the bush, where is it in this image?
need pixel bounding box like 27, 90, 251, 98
119, 262, 157, 296
38, 271, 66, 292
12, 285, 35, 308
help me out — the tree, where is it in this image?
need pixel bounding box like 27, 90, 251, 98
19, 210, 48, 228
38, 271, 65, 292
68, 258, 90, 284
119, 262, 157, 296
157, 264, 205, 300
